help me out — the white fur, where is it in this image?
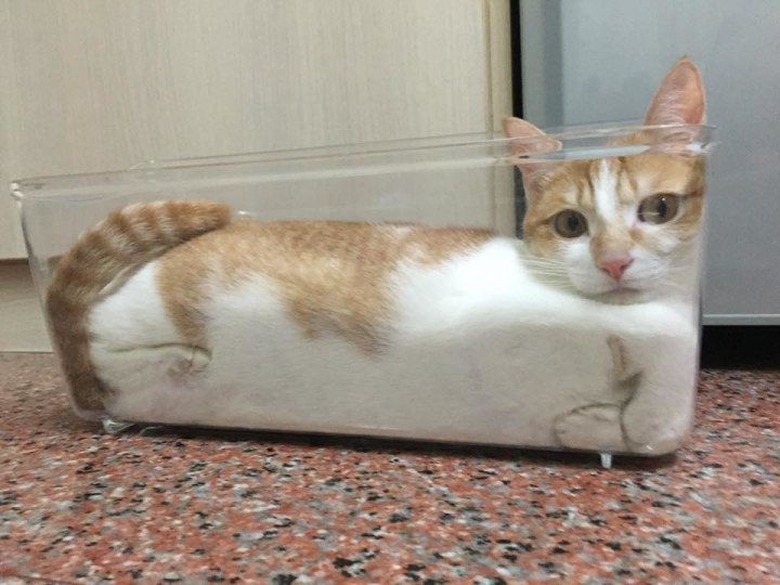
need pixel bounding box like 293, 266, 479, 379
88, 238, 699, 455
593, 159, 619, 223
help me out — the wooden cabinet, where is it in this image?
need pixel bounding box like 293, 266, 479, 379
1, 0, 512, 258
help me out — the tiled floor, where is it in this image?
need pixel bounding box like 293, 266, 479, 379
0, 353, 778, 583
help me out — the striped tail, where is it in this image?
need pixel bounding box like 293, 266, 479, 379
46, 200, 232, 418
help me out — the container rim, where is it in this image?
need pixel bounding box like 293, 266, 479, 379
11, 121, 715, 200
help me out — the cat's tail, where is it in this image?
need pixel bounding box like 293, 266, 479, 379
46, 200, 232, 418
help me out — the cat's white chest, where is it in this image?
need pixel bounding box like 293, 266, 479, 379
393, 239, 576, 335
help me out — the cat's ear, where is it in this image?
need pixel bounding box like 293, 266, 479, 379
503, 117, 547, 143
645, 57, 707, 126
503, 117, 561, 194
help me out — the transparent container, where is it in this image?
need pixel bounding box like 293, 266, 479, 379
12, 124, 715, 461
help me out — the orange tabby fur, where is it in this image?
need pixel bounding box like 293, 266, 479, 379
46, 201, 232, 412
49, 206, 492, 412
522, 153, 705, 262
156, 220, 492, 355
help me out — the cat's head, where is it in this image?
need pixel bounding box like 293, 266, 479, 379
504, 57, 707, 302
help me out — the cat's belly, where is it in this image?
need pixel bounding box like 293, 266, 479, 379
91, 246, 698, 451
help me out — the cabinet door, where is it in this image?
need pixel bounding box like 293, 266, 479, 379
0, 0, 512, 258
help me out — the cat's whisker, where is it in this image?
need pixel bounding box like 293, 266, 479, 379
520, 257, 568, 268
526, 266, 568, 273
660, 280, 689, 292
520, 259, 569, 271
526, 270, 569, 278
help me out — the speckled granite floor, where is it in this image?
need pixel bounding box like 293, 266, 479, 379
0, 353, 778, 584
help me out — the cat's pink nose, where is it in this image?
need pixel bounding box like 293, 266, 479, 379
599, 256, 634, 281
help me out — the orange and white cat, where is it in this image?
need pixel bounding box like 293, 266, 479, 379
47, 58, 707, 455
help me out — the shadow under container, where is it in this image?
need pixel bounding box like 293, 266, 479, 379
12, 125, 715, 465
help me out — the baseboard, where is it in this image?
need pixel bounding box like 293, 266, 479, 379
700, 326, 780, 369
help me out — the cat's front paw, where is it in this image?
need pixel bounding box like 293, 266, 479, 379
622, 407, 689, 455
554, 404, 627, 452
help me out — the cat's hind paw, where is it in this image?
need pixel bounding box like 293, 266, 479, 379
166, 345, 211, 380
554, 404, 627, 452
622, 407, 689, 455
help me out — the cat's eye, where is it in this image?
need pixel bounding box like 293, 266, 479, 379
552, 210, 588, 238
638, 194, 681, 224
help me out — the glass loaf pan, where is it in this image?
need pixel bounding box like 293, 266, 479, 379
12, 125, 715, 461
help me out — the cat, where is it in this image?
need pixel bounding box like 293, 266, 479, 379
46, 57, 707, 455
